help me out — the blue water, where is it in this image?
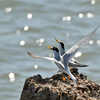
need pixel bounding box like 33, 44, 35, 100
0, 0, 100, 100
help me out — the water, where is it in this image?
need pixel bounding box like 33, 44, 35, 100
0, 0, 100, 100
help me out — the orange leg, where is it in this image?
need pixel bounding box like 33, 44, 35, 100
68, 66, 71, 79
62, 74, 66, 81
68, 76, 70, 79
62, 74, 70, 81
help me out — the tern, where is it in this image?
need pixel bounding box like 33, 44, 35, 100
54, 38, 89, 67
28, 27, 98, 87
27, 46, 76, 86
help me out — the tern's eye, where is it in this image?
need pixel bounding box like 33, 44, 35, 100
60, 42, 64, 49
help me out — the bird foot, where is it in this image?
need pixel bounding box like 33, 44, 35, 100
62, 74, 66, 81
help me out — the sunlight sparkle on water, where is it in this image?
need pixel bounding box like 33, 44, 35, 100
78, 13, 84, 18
20, 40, 25, 45
89, 40, 94, 45
34, 65, 38, 69
8, 72, 15, 82
96, 40, 100, 46
49, 53, 53, 57
24, 26, 29, 31
62, 16, 71, 21
62, 16, 66, 21
66, 33, 70, 37
40, 38, 44, 42
27, 13, 33, 19
5, 7, 12, 13
86, 13, 94, 18
74, 52, 82, 58
66, 16, 71, 21
36, 38, 44, 46
16, 30, 21, 34
91, 0, 96, 5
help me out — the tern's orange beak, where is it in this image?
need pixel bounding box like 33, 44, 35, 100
47, 46, 52, 49
54, 38, 59, 42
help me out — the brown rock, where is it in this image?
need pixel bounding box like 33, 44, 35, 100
52, 80, 58, 86
85, 80, 88, 84
76, 96, 86, 100
88, 97, 97, 100
78, 84, 84, 89
20, 68, 100, 100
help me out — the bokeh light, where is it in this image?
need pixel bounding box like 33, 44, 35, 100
96, 40, 100, 46
78, 13, 84, 18
20, 40, 25, 45
89, 40, 94, 45
91, 0, 96, 5
74, 52, 82, 58
66, 33, 70, 37
27, 13, 33, 19
34, 65, 38, 69
62, 16, 71, 21
16, 30, 21, 34
36, 38, 44, 46
24, 26, 29, 31
5, 7, 12, 13
49, 53, 53, 57
8, 72, 15, 82
86, 13, 94, 18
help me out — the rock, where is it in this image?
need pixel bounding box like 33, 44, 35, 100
52, 80, 58, 86
80, 73, 84, 79
85, 80, 88, 84
88, 97, 97, 100
20, 68, 100, 100
78, 84, 84, 89
76, 96, 86, 100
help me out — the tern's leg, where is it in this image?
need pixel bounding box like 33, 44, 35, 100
68, 76, 70, 79
62, 74, 70, 81
57, 71, 70, 81
62, 74, 66, 81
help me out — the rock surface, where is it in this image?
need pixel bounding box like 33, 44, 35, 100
20, 68, 100, 100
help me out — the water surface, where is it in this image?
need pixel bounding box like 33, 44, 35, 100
0, 0, 100, 100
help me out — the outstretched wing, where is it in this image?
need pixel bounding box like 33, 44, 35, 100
27, 52, 55, 61
27, 52, 66, 69
63, 27, 98, 64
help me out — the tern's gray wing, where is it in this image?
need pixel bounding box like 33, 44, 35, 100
69, 57, 89, 67
63, 27, 98, 64
27, 52, 55, 61
28, 52, 66, 70
68, 60, 89, 67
